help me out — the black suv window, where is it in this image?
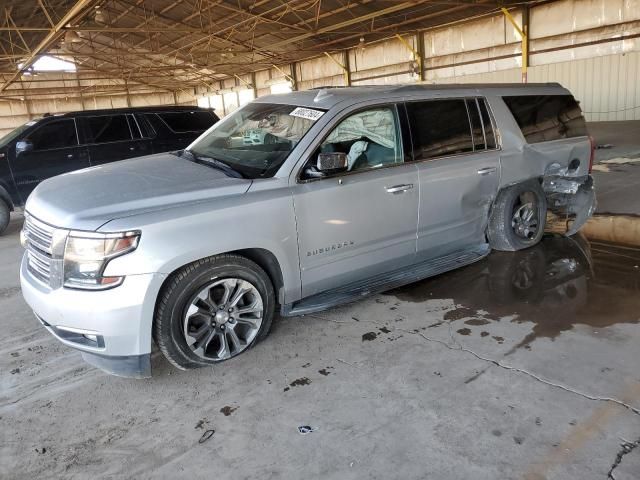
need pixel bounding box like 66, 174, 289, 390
502, 94, 587, 143
156, 111, 217, 133
27, 119, 78, 151
134, 114, 156, 138
126, 115, 142, 139
405, 99, 474, 160
86, 115, 132, 143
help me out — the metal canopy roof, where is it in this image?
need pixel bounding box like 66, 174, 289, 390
0, 0, 540, 96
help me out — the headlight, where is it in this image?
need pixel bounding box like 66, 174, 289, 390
63, 231, 140, 290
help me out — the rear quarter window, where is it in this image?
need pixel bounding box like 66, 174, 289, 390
502, 95, 587, 143
156, 111, 217, 133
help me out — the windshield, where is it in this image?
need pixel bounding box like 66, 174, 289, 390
188, 103, 323, 178
0, 120, 37, 147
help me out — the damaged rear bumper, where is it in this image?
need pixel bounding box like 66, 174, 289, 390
544, 174, 596, 236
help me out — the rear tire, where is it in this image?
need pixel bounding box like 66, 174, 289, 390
0, 201, 9, 236
153, 254, 275, 370
488, 180, 547, 251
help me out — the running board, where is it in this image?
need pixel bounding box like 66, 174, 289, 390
282, 243, 490, 316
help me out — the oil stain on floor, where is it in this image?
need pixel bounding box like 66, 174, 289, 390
389, 234, 640, 349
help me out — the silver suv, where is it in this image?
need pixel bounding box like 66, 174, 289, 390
20, 84, 596, 377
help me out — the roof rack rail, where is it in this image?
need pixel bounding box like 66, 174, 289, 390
308, 86, 354, 90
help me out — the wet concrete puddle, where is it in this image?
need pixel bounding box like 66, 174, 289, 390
389, 234, 640, 350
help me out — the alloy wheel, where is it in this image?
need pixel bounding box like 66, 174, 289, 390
511, 192, 539, 240
183, 278, 264, 361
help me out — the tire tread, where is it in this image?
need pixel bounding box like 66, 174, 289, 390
153, 254, 274, 371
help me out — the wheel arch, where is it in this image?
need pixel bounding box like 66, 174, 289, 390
154, 247, 286, 314
229, 248, 285, 305
150, 248, 283, 366
489, 176, 545, 215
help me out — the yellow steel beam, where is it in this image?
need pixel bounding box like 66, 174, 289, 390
323, 51, 350, 86
395, 34, 422, 81
271, 64, 296, 86
233, 74, 252, 89
501, 7, 528, 83
0, 0, 100, 93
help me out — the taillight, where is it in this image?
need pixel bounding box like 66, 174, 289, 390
588, 135, 595, 174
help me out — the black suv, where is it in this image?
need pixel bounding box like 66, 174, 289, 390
0, 106, 219, 234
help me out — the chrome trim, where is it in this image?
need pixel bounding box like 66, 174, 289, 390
55, 324, 101, 336
67, 229, 140, 240
23, 213, 68, 289
385, 184, 414, 194
477, 167, 497, 175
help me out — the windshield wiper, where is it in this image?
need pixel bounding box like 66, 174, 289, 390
179, 150, 244, 179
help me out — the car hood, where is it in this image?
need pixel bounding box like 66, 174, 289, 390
25, 152, 252, 231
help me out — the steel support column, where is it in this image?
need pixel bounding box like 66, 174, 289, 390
501, 7, 528, 83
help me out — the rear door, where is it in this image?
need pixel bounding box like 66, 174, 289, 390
82, 114, 150, 166
405, 97, 500, 259
9, 118, 90, 204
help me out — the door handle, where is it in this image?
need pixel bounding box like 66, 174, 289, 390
385, 184, 414, 194
66, 154, 74, 159
477, 166, 497, 176
129, 147, 136, 151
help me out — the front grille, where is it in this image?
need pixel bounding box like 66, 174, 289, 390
23, 214, 64, 287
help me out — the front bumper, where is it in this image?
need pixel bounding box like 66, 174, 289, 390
20, 255, 166, 378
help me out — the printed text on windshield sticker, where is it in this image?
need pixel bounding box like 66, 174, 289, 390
290, 107, 324, 121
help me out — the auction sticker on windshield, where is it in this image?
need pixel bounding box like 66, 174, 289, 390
290, 107, 324, 121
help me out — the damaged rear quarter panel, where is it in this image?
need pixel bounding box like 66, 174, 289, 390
488, 95, 595, 235
526, 139, 596, 235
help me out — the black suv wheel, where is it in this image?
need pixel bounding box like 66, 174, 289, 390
0, 201, 10, 235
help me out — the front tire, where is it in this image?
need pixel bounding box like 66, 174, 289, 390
153, 254, 275, 370
488, 180, 547, 251
0, 201, 9, 235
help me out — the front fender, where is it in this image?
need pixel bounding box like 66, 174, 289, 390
101, 187, 302, 304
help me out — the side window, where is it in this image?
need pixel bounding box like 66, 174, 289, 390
314, 106, 403, 174
479, 99, 497, 149
27, 119, 78, 151
502, 95, 587, 143
86, 115, 132, 143
127, 115, 142, 139
135, 114, 156, 138
405, 99, 474, 160
466, 99, 485, 150
156, 111, 217, 133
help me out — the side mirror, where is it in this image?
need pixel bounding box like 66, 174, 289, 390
16, 140, 33, 155
317, 152, 348, 172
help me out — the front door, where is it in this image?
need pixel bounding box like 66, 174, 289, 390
9, 118, 90, 204
292, 105, 419, 297
405, 98, 500, 259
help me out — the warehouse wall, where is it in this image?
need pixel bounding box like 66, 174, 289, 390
221, 0, 638, 122
2, 0, 639, 138
422, 0, 640, 121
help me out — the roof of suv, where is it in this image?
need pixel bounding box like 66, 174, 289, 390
44, 105, 217, 119
255, 83, 571, 110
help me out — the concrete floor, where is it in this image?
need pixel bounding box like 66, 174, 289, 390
590, 120, 640, 215
2, 123, 640, 480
